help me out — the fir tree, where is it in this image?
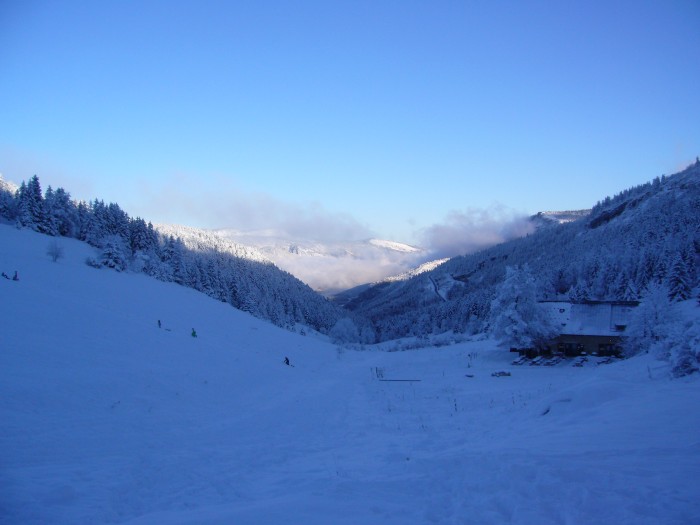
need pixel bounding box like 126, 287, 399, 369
41, 186, 60, 236
490, 265, 558, 349
624, 283, 672, 356
15, 178, 46, 230
667, 253, 692, 302
98, 235, 128, 271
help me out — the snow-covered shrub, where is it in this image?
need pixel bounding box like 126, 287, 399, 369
98, 235, 128, 271
85, 256, 101, 269
359, 324, 376, 345
46, 240, 64, 262
330, 318, 360, 345
625, 283, 700, 377
670, 321, 700, 378
623, 283, 673, 357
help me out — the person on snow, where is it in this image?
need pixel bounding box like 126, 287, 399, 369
284, 356, 290, 366
191, 328, 197, 338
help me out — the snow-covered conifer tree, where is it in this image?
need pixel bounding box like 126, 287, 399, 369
624, 283, 673, 356
568, 282, 589, 304
667, 253, 692, 302
490, 265, 557, 349
15, 177, 45, 230
670, 321, 700, 377
98, 235, 128, 271
41, 186, 60, 236
83, 200, 108, 246
53, 187, 78, 237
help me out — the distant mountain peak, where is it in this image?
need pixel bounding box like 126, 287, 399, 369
210, 230, 431, 292
154, 223, 272, 264
531, 210, 590, 228
0, 174, 19, 194
385, 257, 450, 282
368, 239, 423, 253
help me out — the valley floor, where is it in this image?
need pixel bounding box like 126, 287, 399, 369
1, 225, 699, 524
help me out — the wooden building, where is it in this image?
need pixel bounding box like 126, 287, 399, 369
543, 300, 638, 356
513, 300, 639, 357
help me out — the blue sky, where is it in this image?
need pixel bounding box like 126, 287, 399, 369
1, 0, 698, 249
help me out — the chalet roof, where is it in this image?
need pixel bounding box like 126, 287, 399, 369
541, 301, 638, 337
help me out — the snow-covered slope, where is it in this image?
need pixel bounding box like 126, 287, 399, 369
214, 229, 429, 293
1, 223, 699, 524
530, 209, 590, 228
352, 162, 700, 340
367, 238, 422, 253
330, 257, 449, 307
154, 223, 271, 263
0, 174, 19, 194
384, 257, 450, 282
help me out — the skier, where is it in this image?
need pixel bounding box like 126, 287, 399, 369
191, 328, 197, 338
284, 356, 290, 366
12, 271, 18, 281
158, 320, 162, 329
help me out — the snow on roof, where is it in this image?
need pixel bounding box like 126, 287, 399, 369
542, 301, 637, 337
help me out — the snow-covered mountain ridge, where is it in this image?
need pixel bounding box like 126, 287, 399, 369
212, 228, 429, 293
0, 173, 18, 194
349, 161, 700, 341
0, 177, 348, 333
155, 223, 271, 264
385, 257, 450, 282
213, 212, 587, 293
530, 209, 591, 228
368, 238, 422, 253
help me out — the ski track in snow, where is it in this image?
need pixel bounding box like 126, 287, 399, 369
1, 224, 699, 525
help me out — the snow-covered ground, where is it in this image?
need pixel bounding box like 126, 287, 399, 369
1, 224, 699, 524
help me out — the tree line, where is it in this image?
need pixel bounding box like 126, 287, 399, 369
350, 161, 700, 342
0, 175, 351, 334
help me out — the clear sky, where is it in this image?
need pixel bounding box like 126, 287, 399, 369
1, 0, 698, 248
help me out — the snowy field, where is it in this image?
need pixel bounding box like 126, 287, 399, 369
1, 224, 699, 524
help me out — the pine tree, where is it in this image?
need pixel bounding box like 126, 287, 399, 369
568, 282, 589, 303
48, 187, 78, 237
83, 200, 107, 246
490, 265, 558, 350
161, 236, 186, 284
624, 283, 672, 356
15, 177, 45, 230
41, 186, 60, 236
129, 217, 151, 254
667, 253, 692, 302
98, 235, 128, 271
25, 175, 46, 231
15, 181, 31, 227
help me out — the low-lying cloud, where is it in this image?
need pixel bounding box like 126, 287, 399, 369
137, 177, 535, 291
267, 241, 429, 293
419, 205, 534, 259
137, 175, 374, 243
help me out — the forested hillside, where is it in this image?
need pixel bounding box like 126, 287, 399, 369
2, 161, 697, 345
0, 175, 345, 332
349, 162, 700, 341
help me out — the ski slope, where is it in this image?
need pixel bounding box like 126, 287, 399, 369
1, 224, 699, 524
